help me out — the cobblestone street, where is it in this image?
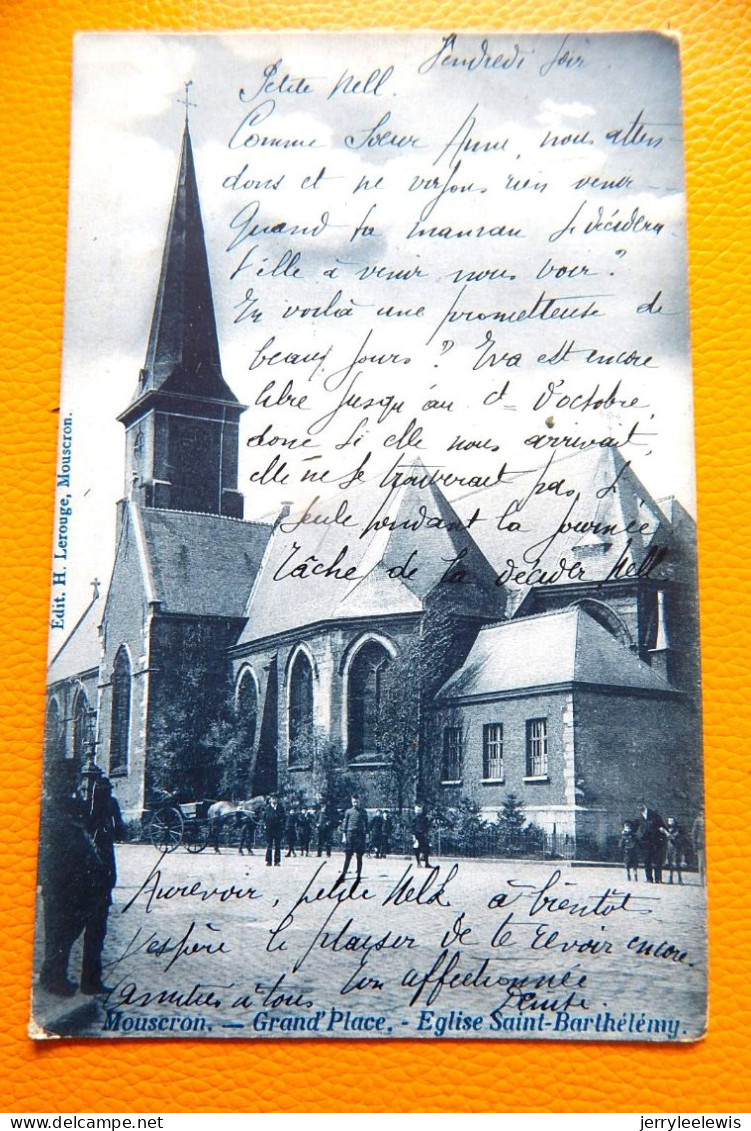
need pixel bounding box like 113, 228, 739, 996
33, 843, 707, 1042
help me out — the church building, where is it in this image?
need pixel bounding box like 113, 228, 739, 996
45, 119, 703, 857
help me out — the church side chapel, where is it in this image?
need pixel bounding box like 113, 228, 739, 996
45, 116, 702, 858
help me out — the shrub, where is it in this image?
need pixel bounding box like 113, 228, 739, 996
496, 792, 543, 856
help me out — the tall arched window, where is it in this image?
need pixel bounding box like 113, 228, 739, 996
347, 640, 392, 761
288, 651, 314, 767
72, 687, 90, 764
109, 647, 131, 774
44, 698, 65, 762
236, 669, 258, 751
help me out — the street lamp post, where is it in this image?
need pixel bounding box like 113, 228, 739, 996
79, 705, 102, 806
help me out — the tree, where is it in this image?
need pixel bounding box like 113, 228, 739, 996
496, 792, 529, 854
310, 732, 360, 817
146, 620, 235, 802
441, 796, 488, 854
496, 792, 543, 857
376, 601, 477, 813
377, 655, 420, 814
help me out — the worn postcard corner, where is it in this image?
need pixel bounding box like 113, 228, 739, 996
27, 1016, 55, 1042
34, 30, 706, 1042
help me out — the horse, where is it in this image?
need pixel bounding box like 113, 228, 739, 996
206, 800, 257, 854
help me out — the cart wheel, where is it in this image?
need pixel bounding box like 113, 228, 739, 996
185, 819, 210, 854
148, 806, 183, 852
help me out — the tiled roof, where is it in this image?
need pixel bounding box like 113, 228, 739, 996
454, 448, 677, 608
437, 605, 675, 701
138, 506, 273, 618
47, 596, 102, 685
238, 465, 504, 644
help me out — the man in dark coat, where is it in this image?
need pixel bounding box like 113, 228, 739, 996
316, 801, 334, 857
640, 804, 666, 883
297, 809, 313, 856
81, 775, 124, 994
412, 804, 432, 868
38, 763, 109, 997
264, 795, 286, 866
369, 810, 384, 857
337, 795, 368, 884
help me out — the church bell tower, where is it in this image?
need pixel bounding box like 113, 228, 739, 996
118, 106, 245, 519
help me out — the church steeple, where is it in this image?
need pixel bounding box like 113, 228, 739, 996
140, 120, 233, 400
118, 108, 245, 520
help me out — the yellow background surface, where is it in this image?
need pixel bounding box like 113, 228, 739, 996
1, 0, 749, 1114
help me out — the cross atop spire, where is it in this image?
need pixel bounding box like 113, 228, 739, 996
178, 80, 196, 123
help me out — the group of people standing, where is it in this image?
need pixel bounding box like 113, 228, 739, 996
259, 799, 317, 862
620, 805, 705, 885
38, 764, 123, 998
259, 794, 431, 883
39, 775, 704, 1002
336, 797, 432, 886
262, 796, 336, 866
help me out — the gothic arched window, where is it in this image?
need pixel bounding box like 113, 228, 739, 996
347, 640, 393, 762
288, 651, 314, 767
72, 687, 90, 763
236, 670, 258, 751
109, 647, 131, 774
44, 698, 65, 762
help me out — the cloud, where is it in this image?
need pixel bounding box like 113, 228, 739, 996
74, 35, 198, 128
536, 99, 597, 128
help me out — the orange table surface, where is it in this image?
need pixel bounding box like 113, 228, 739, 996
1, 0, 749, 1115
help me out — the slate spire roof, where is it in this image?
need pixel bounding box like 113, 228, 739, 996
121, 120, 239, 419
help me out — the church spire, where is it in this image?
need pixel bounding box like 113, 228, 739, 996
118, 107, 246, 520
136, 116, 237, 403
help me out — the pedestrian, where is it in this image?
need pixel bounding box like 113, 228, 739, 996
661, 817, 686, 885
337, 794, 369, 885
692, 811, 705, 883
81, 775, 123, 994
381, 810, 392, 858
412, 804, 431, 868
619, 819, 640, 882
285, 807, 298, 857
639, 804, 666, 883
369, 809, 384, 857
297, 809, 312, 856
264, 794, 286, 866
238, 808, 256, 855
316, 801, 334, 857
37, 763, 109, 997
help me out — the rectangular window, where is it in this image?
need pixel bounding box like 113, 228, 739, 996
526, 718, 548, 777
482, 723, 504, 781
442, 726, 463, 783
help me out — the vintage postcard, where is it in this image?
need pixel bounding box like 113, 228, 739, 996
32, 31, 706, 1041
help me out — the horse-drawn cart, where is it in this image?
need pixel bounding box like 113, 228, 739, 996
146, 792, 257, 854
